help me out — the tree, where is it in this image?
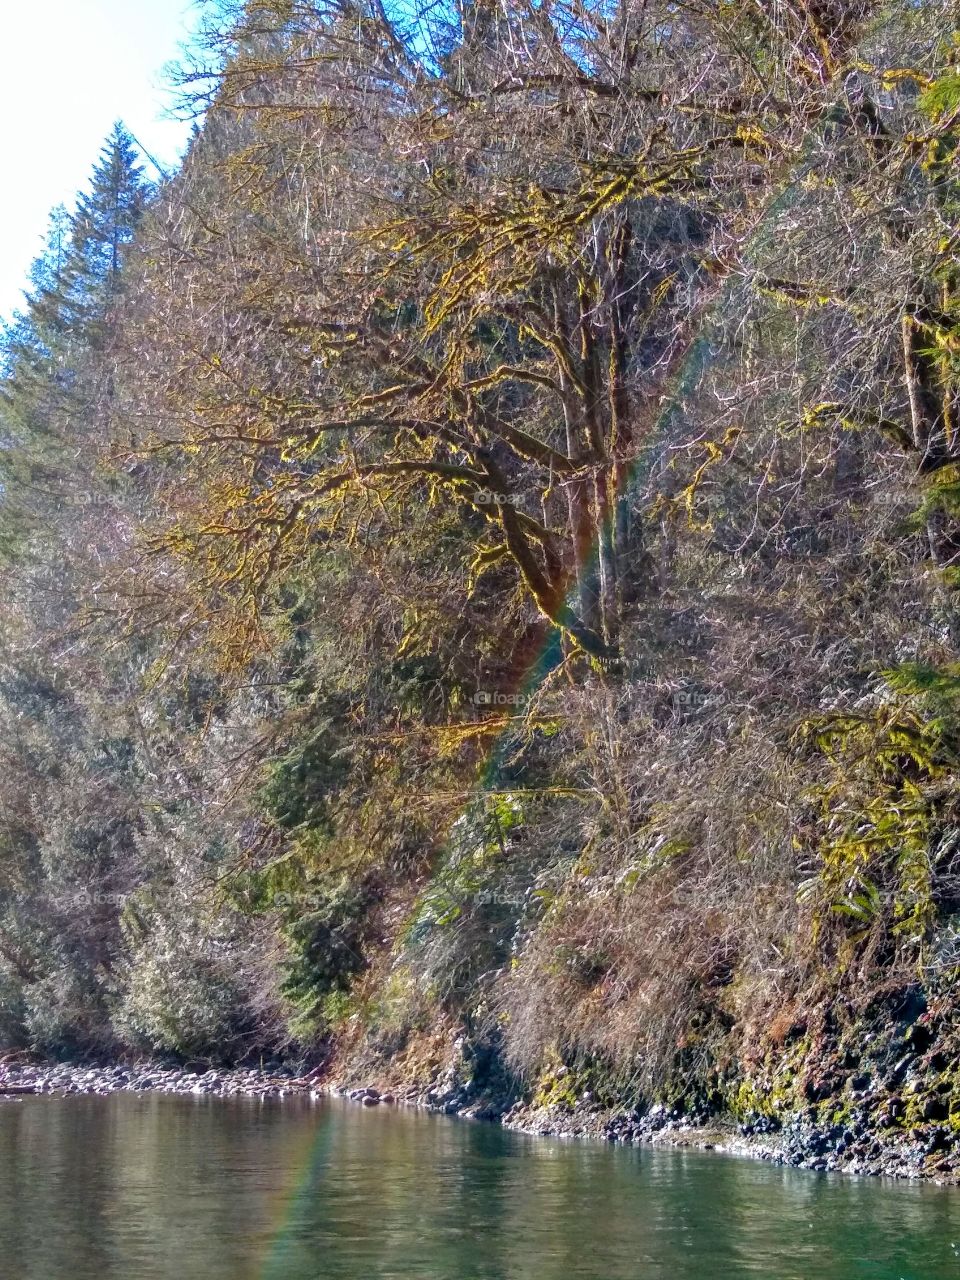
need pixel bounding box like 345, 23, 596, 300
128, 0, 782, 665
61, 122, 147, 339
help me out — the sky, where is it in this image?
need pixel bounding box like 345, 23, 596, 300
0, 0, 201, 321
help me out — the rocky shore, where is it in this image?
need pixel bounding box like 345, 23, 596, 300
324, 1061, 960, 1185
2, 1054, 956, 1185
0, 1058, 322, 1099
492, 1098, 951, 1184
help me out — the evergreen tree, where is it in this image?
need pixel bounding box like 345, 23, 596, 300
0, 128, 152, 1052
60, 122, 147, 339
0, 206, 74, 558
0, 125, 148, 553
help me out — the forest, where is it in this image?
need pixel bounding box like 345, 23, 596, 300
3, 0, 960, 1168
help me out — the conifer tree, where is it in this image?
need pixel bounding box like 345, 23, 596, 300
0, 125, 148, 550
0, 128, 151, 1052
60, 122, 147, 340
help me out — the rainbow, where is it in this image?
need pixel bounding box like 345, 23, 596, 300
256, 173, 805, 1273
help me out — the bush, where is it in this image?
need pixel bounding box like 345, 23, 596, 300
116, 904, 257, 1060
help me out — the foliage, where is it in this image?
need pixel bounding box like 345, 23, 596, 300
800, 664, 960, 956
6, 1, 960, 1123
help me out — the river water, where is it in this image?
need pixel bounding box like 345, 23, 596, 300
0, 1093, 957, 1278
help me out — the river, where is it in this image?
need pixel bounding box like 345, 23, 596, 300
0, 1093, 957, 1278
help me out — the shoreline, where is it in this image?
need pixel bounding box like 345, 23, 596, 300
324, 1078, 960, 1185
0, 1058, 320, 1100
2, 1057, 956, 1186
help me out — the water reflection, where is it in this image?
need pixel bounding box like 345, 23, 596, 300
0, 1093, 956, 1279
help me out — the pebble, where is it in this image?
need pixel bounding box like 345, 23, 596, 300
0, 1061, 319, 1101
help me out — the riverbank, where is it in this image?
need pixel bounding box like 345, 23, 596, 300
493, 1096, 947, 1184
330, 1081, 957, 1185
0, 1058, 321, 1099
322, 1042, 960, 1186
5, 1080, 957, 1280
2, 1053, 956, 1185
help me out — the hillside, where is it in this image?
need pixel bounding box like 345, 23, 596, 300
3, 0, 960, 1179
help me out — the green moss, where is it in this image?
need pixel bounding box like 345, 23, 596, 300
729, 1078, 776, 1122
534, 1068, 581, 1110
532, 1051, 646, 1113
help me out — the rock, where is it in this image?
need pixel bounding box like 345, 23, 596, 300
362, 1094, 380, 1107
886, 1057, 911, 1088
924, 1128, 949, 1153
922, 1097, 949, 1122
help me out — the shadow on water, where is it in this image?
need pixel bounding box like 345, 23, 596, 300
0, 1094, 958, 1279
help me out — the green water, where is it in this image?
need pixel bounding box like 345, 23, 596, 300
0, 1094, 957, 1279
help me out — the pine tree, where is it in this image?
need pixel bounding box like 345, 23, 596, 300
0, 207, 75, 557
60, 122, 147, 339
0, 125, 148, 551
0, 129, 152, 1052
